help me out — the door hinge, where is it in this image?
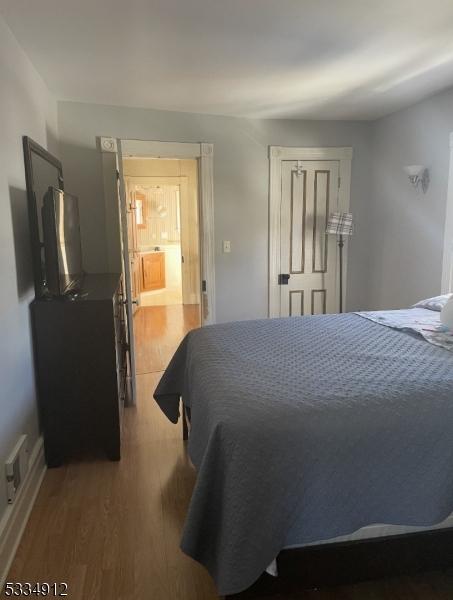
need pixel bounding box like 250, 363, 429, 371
116, 169, 120, 180
202, 280, 207, 292
293, 160, 304, 176
338, 176, 341, 188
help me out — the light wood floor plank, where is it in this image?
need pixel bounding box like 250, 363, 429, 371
134, 304, 200, 374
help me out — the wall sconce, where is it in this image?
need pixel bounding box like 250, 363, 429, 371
404, 165, 430, 193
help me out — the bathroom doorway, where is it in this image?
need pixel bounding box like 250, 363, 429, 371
123, 158, 202, 374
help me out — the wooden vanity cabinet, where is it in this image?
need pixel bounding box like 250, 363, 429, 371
141, 252, 165, 291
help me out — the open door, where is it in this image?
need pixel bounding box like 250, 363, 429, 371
115, 140, 137, 405
125, 184, 142, 314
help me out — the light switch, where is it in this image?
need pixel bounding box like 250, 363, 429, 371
223, 240, 231, 253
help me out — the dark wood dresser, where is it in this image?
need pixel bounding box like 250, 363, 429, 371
31, 273, 130, 467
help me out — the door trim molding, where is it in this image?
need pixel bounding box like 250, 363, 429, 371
269, 146, 353, 318
441, 132, 453, 293
102, 138, 216, 325
121, 139, 202, 159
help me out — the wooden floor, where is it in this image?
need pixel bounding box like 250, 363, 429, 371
134, 304, 200, 375
5, 304, 453, 599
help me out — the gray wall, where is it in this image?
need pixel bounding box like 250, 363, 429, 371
368, 86, 453, 309
1, 6, 452, 542
58, 102, 372, 322
0, 13, 452, 537
0, 16, 58, 519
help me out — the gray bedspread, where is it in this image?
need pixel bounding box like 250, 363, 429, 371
154, 313, 453, 595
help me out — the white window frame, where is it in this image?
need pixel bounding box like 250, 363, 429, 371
441, 132, 453, 294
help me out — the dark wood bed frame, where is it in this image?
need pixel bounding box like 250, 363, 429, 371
224, 527, 453, 598
181, 403, 453, 599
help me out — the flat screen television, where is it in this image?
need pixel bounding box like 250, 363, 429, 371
42, 187, 84, 296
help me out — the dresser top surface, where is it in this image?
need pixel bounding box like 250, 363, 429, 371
33, 273, 121, 304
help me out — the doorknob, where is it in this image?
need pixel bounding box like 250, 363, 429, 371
278, 274, 290, 285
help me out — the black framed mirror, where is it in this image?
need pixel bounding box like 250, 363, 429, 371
23, 136, 64, 297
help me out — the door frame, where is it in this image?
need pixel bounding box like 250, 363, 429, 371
269, 146, 353, 317
441, 131, 453, 293
100, 138, 216, 325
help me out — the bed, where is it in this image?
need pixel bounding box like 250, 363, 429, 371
154, 300, 453, 597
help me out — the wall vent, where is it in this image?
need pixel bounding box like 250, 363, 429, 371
5, 435, 29, 504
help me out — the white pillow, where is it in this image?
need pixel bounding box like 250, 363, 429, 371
413, 294, 452, 312
440, 296, 453, 330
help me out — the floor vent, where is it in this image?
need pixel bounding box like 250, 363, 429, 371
5, 435, 29, 504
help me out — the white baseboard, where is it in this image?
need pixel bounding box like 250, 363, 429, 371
0, 437, 46, 588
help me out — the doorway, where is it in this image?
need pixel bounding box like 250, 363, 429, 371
100, 138, 215, 400
123, 158, 202, 375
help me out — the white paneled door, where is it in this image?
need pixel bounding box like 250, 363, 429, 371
269, 147, 352, 318
279, 159, 341, 317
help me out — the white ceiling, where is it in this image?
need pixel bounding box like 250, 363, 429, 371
2, 0, 453, 120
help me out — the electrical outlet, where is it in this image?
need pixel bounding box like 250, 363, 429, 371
5, 435, 29, 504
223, 240, 231, 253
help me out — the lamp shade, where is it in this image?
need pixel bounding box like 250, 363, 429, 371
326, 212, 354, 236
